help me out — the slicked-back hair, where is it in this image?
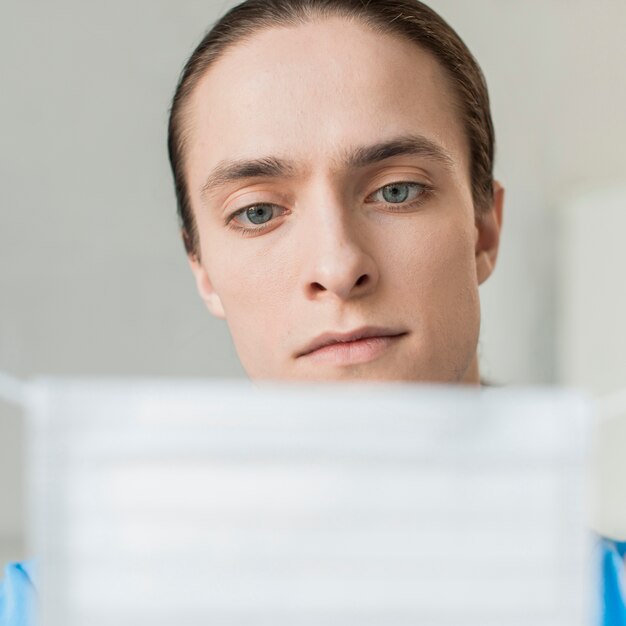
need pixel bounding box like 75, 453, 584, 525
168, 0, 495, 259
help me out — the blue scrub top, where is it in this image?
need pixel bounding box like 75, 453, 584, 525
602, 538, 626, 625
0, 561, 36, 626
1, 538, 625, 625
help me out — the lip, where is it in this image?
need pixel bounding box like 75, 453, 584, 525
296, 326, 408, 365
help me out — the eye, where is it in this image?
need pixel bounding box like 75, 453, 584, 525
230, 204, 285, 227
371, 182, 426, 204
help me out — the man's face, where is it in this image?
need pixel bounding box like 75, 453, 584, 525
184, 17, 502, 382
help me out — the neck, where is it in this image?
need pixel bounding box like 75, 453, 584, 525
460, 352, 481, 385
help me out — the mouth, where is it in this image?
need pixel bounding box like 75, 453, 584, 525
296, 327, 408, 365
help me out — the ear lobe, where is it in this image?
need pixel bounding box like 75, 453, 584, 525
187, 254, 226, 319
475, 181, 504, 285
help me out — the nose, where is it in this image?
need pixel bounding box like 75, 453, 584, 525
301, 206, 379, 301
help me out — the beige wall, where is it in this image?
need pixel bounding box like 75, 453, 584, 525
1, 0, 625, 562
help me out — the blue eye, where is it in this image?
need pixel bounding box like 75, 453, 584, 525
245, 205, 274, 225
231, 204, 282, 227
374, 182, 425, 204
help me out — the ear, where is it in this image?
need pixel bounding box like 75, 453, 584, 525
475, 181, 504, 285
187, 253, 226, 319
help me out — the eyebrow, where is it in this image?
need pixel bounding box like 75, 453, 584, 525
200, 133, 454, 198
342, 134, 454, 171
202, 156, 296, 198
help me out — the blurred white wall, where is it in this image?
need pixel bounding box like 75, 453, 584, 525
1, 0, 625, 561
559, 187, 626, 396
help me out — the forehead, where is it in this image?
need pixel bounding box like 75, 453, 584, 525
185, 17, 469, 187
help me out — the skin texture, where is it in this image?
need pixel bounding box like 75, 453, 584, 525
184, 17, 504, 383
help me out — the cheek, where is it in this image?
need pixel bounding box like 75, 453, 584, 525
214, 257, 279, 315
203, 239, 296, 354
389, 213, 479, 335
392, 214, 476, 292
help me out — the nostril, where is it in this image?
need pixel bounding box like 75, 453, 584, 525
308, 273, 370, 297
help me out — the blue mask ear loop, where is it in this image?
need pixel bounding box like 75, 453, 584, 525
0, 372, 25, 407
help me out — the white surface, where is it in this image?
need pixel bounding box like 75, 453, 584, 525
26, 380, 594, 626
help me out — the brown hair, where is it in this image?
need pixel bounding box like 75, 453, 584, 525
168, 0, 495, 259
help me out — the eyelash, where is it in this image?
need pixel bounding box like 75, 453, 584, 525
225, 181, 433, 236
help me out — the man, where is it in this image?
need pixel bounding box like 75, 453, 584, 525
1, 1, 624, 624
169, 0, 503, 385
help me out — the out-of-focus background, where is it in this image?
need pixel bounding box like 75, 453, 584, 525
1, 0, 625, 564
